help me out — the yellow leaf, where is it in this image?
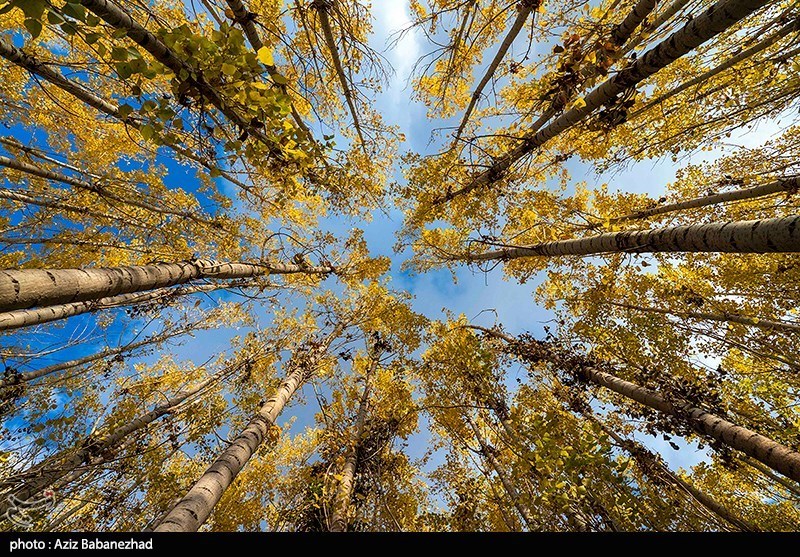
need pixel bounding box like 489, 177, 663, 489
257, 47, 274, 66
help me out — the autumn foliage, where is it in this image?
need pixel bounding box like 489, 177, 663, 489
0, 0, 798, 532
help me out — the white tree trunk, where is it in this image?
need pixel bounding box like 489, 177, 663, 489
440, 0, 770, 202
611, 176, 800, 222
465, 215, 800, 262
154, 330, 341, 532
0, 260, 333, 312
467, 417, 538, 530
0, 371, 223, 518
329, 355, 380, 531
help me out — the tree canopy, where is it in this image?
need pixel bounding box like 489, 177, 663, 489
0, 0, 798, 532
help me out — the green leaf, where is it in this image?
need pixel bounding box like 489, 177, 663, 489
84, 32, 100, 44
111, 28, 128, 39
158, 107, 176, 121
128, 57, 147, 74
62, 2, 86, 21
272, 73, 288, 86
221, 63, 237, 76
115, 62, 132, 79
23, 18, 42, 39
20, 0, 45, 20
111, 47, 129, 62
46, 10, 64, 24
60, 21, 77, 35
140, 124, 155, 141
117, 104, 134, 119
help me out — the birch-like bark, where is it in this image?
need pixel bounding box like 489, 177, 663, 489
439, 0, 479, 108
466, 417, 537, 530
608, 300, 800, 334
472, 327, 800, 482
462, 215, 800, 262
491, 407, 592, 531
0, 327, 189, 391
621, 0, 694, 55
0, 259, 333, 312
0, 38, 253, 193
154, 328, 341, 532
0, 371, 222, 519
630, 18, 800, 118
437, 0, 770, 203
579, 365, 800, 482
328, 354, 380, 531
454, 0, 652, 162
452, 2, 536, 145
590, 414, 758, 531
0, 37, 127, 121
611, 176, 800, 223
225, 0, 265, 50
0, 282, 238, 332
742, 457, 800, 498
611, 0, 659, 45
77, 0, 278, 152
224, 0, 316, 143
311, 1, 366, 150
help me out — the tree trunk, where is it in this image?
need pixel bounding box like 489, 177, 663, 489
0, 370, 224, 518
611, 176, 800, 223
611, 0, 659, 45
224, 0, 315, 142
328, 354, 380, 531
608, 300, 800, 334
43, 497, 91, 532
225, 0, 264, 50
312, 1, 366, 149
590, 413, 759, 531
491, 407, 593, 531
0, 259, 332, 312
621, 0, 694, 54
0, 39, 252, 193
0, 38, 126, 121
473, 326, 800, 482
630, 18, 800, 118
578, 364, 800, 482
742, 457, 800, 498
466, 417, 538, 530
77, 0, 277, 151
0, 282, 246, 332
438, 0, 770, 202
463, 215, 800, 262
154, 329, 341, 532
0, 326, 190, 391
453, 2, 536, 145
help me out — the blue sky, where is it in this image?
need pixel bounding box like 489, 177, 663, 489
3, 0, 793, 503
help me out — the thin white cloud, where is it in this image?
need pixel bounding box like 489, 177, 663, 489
371, 0, 421, 87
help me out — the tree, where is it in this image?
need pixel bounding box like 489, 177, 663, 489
3, 0, 800, 533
